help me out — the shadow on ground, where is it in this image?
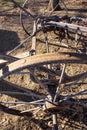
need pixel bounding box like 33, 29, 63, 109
0, 29, 20, 53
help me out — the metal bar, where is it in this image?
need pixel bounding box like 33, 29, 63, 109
20, 107, 41, 113
63, 89, 87, 101
54, 64, 66, 102
0, 91, 44, 99
61, 0, 68, 15
7, 27, 42, 55
53, 114, 58, 130
10, 0, 34, 18
0, 99, 45, 105
60, 72, 87, 94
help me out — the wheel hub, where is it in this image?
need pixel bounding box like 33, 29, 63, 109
43, 101, 59, 112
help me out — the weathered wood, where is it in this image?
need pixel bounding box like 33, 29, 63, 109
14, 51, 30, 59
0, 52, 87, 79
47, 21, 87, 33
0, 59, 7, 65
31, 21, 37, 55
0, 51, 30, 65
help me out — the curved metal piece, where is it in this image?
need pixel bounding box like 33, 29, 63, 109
0, 52, 87, 79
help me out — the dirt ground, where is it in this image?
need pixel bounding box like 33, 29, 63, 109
0, 0, 87, 130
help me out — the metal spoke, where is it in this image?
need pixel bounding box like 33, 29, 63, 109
62, 89, 87, 101
0, 99, 45, 105
20, 106, 42, 113
61, 0, 68, 15
60, 72, 87, 94
0, 90, 45, 99
54, 64, 66, 102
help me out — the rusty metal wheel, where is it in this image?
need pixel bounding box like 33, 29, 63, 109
0, 52, 87, 129
0, 1, 87, 130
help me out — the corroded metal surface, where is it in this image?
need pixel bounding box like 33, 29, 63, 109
0, 52, 87, 79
